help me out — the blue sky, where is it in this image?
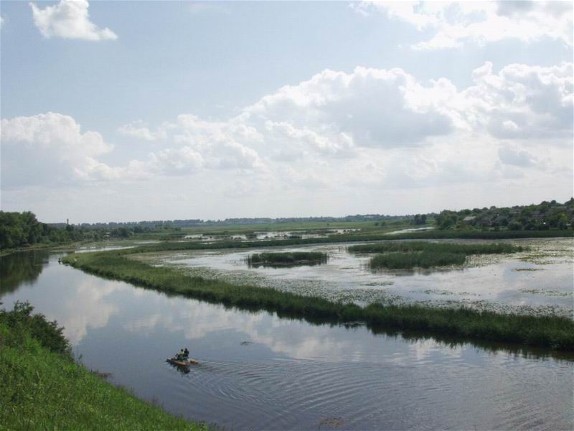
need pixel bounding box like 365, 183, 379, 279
1, 1, 572, 223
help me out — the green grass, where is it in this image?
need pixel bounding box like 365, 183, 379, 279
62, 251, 574, 353
0, 303, 207, 430
348, 241, 525, 255
349, 241, 525, 270
369, 251, 466, 269
247, 251, 328, 267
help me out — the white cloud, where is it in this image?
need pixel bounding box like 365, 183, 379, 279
462, 62, 573, 139
246, 67, 454, 149
1, 112, 116, 188
2, 62, 571, 214
358, 1, 573, 49
30, 0, 117, 41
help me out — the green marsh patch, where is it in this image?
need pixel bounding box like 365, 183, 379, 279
247, 251, 328, 268
349, 241, 525, 270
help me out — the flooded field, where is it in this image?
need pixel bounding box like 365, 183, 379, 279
136, 238, 574, 317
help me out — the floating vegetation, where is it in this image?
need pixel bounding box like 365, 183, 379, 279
247, 251, 328, 268
514, 267, 543, 272
422, 289, 480, 297
521, 289, 572, 297
362, 281, 394, 287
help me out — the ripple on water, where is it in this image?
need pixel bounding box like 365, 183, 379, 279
159, 348, 573, 431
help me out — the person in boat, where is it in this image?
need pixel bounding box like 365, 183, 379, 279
175, 348, 189, 361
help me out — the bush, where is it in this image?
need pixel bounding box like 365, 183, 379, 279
0, 301, 71, 356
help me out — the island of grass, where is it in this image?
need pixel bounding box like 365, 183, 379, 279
247, 251, 328, 267
62, 250, 574, 353
348, 241, 525, 270
0, 302, 206, 430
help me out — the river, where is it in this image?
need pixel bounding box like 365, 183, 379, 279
1, 249, 573, 430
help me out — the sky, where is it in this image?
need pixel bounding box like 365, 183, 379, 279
1, 0, 572, 223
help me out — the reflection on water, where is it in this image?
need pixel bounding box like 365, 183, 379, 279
151, 238, 573, 317
1, 251, 573, 430
0, 250, 49, 296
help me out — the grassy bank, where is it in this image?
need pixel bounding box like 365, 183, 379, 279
247, 251, 328, 267
0, 302, 206, 430
63, 251, 574, 352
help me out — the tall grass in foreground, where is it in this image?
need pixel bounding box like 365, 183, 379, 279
0, 302, 206, 430
63, 252, 574, 353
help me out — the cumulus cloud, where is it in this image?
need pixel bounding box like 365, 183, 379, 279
462, 62, 573, 139
30, 0, 117, 41
118, 121, 166, 142
1, 112, 116, 188
357, 1, 573, 49
3, 62, 571, 199
246, 67, 454, 149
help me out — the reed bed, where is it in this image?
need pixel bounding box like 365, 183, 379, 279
349, 241, 524, 270
348, 242, 524, 255
247, 251, 328, 267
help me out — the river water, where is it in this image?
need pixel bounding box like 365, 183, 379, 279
1, 249, 573, 430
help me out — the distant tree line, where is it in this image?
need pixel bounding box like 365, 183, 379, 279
434, 198, 574, 231
0, 211, 152, 250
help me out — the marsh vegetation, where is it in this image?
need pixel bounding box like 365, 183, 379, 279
348, 242, 525, 270
247, 251, 328, 267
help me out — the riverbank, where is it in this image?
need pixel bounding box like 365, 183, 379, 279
63, 251, 574, 352
0, 303, 207, 430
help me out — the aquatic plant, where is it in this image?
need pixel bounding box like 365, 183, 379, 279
247, 251, 328, 267
369, 251, 466, 269
349, 241, 525, 270
348, 242, 524, 255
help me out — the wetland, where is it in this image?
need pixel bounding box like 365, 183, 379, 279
2, 234, 573, 430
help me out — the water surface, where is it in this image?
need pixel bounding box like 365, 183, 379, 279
1, 251, 573, 430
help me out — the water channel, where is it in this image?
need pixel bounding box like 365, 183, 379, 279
1, 249, 573, 430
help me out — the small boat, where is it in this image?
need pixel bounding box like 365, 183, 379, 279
166, 357, 199, 367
